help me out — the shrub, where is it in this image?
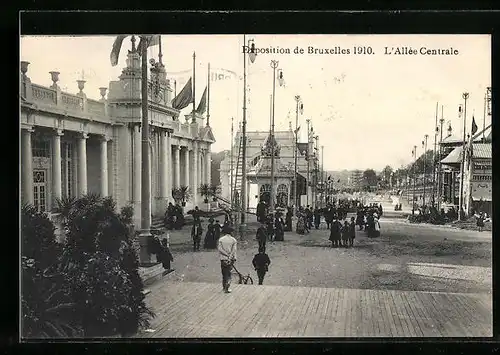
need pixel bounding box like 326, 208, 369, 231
21, 195, 155, 338
21, 204, 81, 338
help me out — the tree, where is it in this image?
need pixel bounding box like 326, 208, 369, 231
381, 165, 393, 183
362, 169, 378, 187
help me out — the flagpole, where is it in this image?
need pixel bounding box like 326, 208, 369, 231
458, 92, 469, 221
158, 35, 163, 65
240, 34, 248, 239
432, 102, 438, 206
230, 117, 234, 207
207, 63, 211, 126
192, 52, 196, 123
139, 35, 152, 264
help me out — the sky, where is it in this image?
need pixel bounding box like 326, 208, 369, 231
20, 34, 491, 171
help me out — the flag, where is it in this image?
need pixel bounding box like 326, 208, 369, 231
471, 116, 478, 136
328, 175, 331, 180
110, 35, 128, 66
137, 35, 161, 54
294, 126, 301, 134
171, 77, 193, 110
337, 179, 341, 183
196, 87, 208, 114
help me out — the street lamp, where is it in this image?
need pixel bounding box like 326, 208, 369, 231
293, 95, 303, 217
412, 145, 417, 214
269, 59, 283, 213
458, 92, 469, 220
239, 35, 256, 239
422, 134, 428, 207
438, 115, 445, 209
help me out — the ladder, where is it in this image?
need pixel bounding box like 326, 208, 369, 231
232, 133, 244, 211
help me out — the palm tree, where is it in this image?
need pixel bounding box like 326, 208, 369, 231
199, 183, 211, 203
178, 186, 191, 207
209, 185, 221, 202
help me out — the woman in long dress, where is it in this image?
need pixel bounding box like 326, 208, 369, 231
284, 208, 293, 232
274, 215, 285, 241
296, 213, 305, 235
203, 218, 217, 249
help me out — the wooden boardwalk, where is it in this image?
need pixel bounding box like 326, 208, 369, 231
137, 281, 492, 338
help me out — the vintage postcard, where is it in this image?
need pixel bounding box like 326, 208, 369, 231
20, 34, 491, 339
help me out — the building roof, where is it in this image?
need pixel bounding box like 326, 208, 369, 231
440, 143, 491, 165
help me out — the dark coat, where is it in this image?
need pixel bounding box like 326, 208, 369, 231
252, 253, 271, 272
329, 220, 342, 241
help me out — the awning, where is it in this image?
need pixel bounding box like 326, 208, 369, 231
440, 146, 463, 165
470, 181, 492, 202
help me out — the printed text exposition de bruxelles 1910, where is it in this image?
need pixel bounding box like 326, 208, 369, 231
242, 45, 460, 56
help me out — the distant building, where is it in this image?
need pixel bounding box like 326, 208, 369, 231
439, 124, 491, 215
350, 170, 363, 189
219, 129, 321, 211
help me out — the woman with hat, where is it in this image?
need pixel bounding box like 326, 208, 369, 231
204, 217, 217, 249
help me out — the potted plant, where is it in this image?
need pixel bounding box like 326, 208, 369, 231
199, 183, 211, 204
209, 185, 220, 202
171, 187, 182, 204
178, 186, 191, 207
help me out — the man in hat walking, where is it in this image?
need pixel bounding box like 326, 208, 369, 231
217, 225, 238, 293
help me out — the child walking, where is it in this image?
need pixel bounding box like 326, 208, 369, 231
191, 220, 203, 251
252, 246, 271, 285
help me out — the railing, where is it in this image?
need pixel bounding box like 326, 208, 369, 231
61, 93, 84, 111
31, 84, 57, 104
87, 99, 106, 115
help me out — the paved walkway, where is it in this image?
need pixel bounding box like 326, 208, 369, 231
137, 281, 492, 338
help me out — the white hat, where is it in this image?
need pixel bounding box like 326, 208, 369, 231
373, 213, 378, 218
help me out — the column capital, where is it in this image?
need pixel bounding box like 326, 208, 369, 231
173, 145, 181, 151
80, 132, 89, 139
99, 134, 112, 142
54, 128, 64, 136
22, 125, 35, 133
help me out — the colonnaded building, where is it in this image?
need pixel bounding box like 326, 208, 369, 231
20, 47, 215, 229
219, 129, 321, 212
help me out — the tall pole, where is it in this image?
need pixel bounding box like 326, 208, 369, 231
438, 110, 444, 210
192, 52, 196, 123
293, 95, 301, 216
230, 117, 234, 207
483, 90, 486, 141
139, 35, 152, 263
432, 102, 438, 206
240, 35, 248, 237
423, 134, 428, 207
158, 35, 163, 65
459, 92, 469, 220
269, 60, 279, 212
207, 63, 211, 126
321, 145, 324, 207
306, 118, 310, 206
412, 145, 417, 214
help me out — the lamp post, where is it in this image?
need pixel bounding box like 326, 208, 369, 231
432, 103, 439, 206
438, 113, 445, 209
269, 60, 284, 213
321, 145, 324, 207
422, 134, 428, 207
239, 36, 256, 238
305, 118, 311, 206
313, 135, 319, 208
293, 95, 303, 216
458, 92, 469, 221
412, 145, 417, 214
138, 35, 152, 264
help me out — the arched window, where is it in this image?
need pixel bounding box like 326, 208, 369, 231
260, 184, 271, 193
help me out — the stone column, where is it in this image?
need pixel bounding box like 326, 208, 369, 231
193, 143, 198, 206
133, 125, 142, 224
174, 145, 181, 188
184, 147, 190, 187
77, 132, 88, 196
22, 127, 34, 205
159, 131, 168, 203
52, 129, 63, 207
206, 149, 211, 185
100, 135, 109, 196
165, 133, 171, 201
